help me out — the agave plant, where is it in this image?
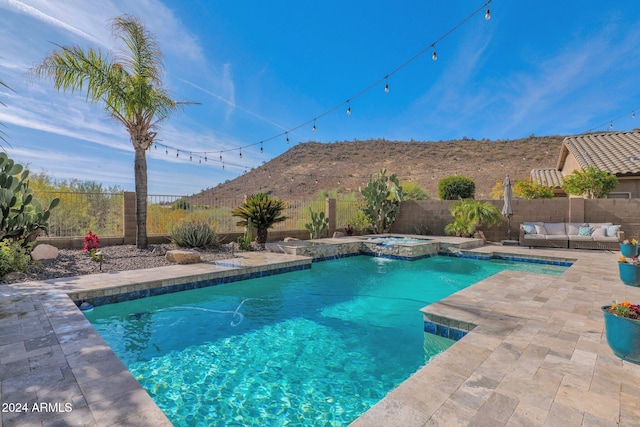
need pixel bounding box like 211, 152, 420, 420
231, 193, 288, 244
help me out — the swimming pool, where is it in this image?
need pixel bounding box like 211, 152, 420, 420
85, 255, 566, 426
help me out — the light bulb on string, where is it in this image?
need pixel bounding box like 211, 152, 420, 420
286, 133, 290, 144
384, 76, 389, 93
260, 142, 264, 153
312, 120, 317, 132
165, 148, 168, 155
205, 154, 208, 162
189, 153, 192, 161
199, 159, 201, 164
239, 148, 243, 158
610, 121, 614, 130
154, 143, 157, 150
485, 8, 491, 20
222, 162, 225, 170
633, 111, 636, 119
346, 101, 351, 115
176, 151, 179, 158
432, 50, 437, 61
219, 153, 223, 161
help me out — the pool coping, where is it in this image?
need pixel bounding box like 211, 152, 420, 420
2, 239, 640, 426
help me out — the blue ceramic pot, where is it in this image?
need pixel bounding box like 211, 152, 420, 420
619, 262, 640, 287
602, 306, 640, 364
620, 243, 639, 257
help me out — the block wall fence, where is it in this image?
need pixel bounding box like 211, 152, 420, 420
36, 192, 640, 248
390, 198, 640, 242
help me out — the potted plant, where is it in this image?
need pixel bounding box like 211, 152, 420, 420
602, 302, 640, 364
618, 256, 640, 287
620, 238, 639, 257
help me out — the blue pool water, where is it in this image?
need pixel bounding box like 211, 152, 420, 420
85, 255, 566, 426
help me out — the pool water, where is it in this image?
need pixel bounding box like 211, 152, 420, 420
365, 236, 430, 245
85, 255, 566, 426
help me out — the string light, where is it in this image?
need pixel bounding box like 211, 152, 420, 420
189, 153, 193, 161
145, 1, 493, 177
432, 50, 437, 61
176, 151, 179, 158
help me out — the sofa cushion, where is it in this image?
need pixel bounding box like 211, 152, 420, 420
524, 234, 546, 240
566, 223, 587, 235
606, 225, 621, 237
592, 228, 607, 238
522, 224, 536, 234
588, 222, 612, 230
579, 226, 593, 236
544, 222, 566, 235
535, 225, 547, 235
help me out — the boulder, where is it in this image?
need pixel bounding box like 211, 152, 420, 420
165, 249, 201, 264
31, 244, 59, 261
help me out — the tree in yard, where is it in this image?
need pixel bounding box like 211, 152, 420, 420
232, 193, 288, 244
31, 15, 193, 249
444, 199, 502, 238
561, 167, 618, 199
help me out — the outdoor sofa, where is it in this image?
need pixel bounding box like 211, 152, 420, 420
519, 221, 624, 250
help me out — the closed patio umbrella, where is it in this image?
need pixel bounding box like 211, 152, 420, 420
502, 175, 514, 240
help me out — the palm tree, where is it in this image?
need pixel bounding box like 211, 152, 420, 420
32, 15, 192, 249
445, 199, 502, 238
232, 193, 288, 244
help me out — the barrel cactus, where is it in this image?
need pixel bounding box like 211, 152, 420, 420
0, 153, 59, 245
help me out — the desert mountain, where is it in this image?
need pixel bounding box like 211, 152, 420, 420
195, 136, 565, 201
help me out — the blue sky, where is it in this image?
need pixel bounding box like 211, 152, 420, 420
1, 0, 640, 195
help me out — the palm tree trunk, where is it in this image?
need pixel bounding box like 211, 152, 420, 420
134, 147, 148, 249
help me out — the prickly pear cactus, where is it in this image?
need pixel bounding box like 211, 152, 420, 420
0, 153, 59, 245
359, 168, 404, 233
305, 208, 329, 239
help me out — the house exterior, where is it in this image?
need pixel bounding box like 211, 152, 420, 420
531, 130, 640, 198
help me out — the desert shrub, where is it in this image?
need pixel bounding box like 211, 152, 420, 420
401, 181, 431, 200
513, 179, 554, 199
0, 239, 30, 276
438, 176, 475, 200
170, 222, 221, 249
172, 199, 191, 210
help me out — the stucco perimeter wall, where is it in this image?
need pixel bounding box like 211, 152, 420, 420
391, 198, 640, 242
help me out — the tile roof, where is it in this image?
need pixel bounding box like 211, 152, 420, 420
530, 168, 564, 187
558, 130, 640, 175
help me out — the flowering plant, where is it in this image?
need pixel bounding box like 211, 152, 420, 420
605, 301, 640, 320
623, 238, 638, 245
82, 231, 100, 252
619, 256, 640, 265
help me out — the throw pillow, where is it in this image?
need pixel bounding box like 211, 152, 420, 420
606, 225, 621, 237
535, 225, 547, 235
578, 226, 593, 236
522, 224, 536, 234
592, 228, 606, 238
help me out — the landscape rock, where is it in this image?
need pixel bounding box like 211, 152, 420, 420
283, 237, 299, 242
332, 231, 346, 238
165, 249, 201, 264
31, 244, 59, 261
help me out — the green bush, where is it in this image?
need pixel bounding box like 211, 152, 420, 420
513, 179, 554, 199
438, 176, 475, 200
0, 239, 30, 276
169, 222, 220, 248
172, 199, 191, 210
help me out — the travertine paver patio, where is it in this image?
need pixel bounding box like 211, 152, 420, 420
1, 240, 639, 426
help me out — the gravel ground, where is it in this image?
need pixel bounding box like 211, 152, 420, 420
4, 244, 243, 284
